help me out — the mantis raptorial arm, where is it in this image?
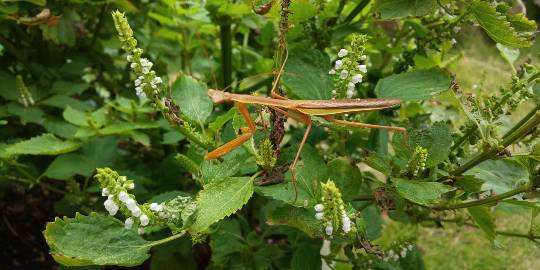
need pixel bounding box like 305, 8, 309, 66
204, 102, 256, 160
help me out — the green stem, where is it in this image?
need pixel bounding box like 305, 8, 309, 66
503, 104, 540, 139
432, 184, 530, 210
220, 21, 232, 89
8, 176, 66, 194
426, 217, 540, 240
450, 110, 540, 176
145, 230, 187, 248
342, 0, 370, 25
175, 125, 213, 150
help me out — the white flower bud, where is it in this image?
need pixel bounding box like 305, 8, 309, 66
153, 77, 162, 84
325, 225, 333, 236
339, 70, 348, 79
118, 191, 130, 203
338, 49, 348, 58
101, 188, 109, 197
331, 90, 337, 95
125, 183, 135, 190
347, 89, 354, 98
104, 199, 118, 216
142, 68, 149, 74
150, 203, 162, 212
393, 254, 399, 261
138, 227, 144, 235
315, 212, 324, 220
125, 217, 134, 229
347, 82, 355, 91
314, 204, 324, 212
130, 63, 138, 69
127, 55, 133, 62
328, 69, 336, 75
134, 79, 141, 86
140, 214, 149, 226
357, 65, 367, 73
360, 55, 367, 60
351, 74, 363, 84
400, 249, 407, 258
131, 206, 141, 217
335, 60, 343, 70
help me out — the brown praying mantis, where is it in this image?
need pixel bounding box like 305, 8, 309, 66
203, 89, 406, 202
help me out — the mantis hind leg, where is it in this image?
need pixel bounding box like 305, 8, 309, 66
322, 116, 407, 143
205, 102, 256, 160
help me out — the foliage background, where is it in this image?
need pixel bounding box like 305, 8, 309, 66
1, 0, 540, 269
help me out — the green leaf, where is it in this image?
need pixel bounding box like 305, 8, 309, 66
465, 159, 528, 194
162, 130, 185, 144
468, 206, 497, 244
210, 219, 245, 265
5, 133, 81, 156
327, 158, 362, 201
50, 81, 90, 96
375, 69, 451, 101
171, 75, 213, 125
392, 178, 455, 206
374, 0, 438, 19
44, 212, 150, 267
200, 154, 247, 184
496, 43, 520, 67
99, 122, 160, 135
394, 122, 453, 167
266, 204, 321, 237
256, 145, 323, 206
63, 106, 88, 127
208, 108, 236, 134
283, 49, 333, 99
291, 241, 322, 270
41, 95, 93, 111
190, 177, 254, 233
7, 102, 44, 125
470, 1, 532, 48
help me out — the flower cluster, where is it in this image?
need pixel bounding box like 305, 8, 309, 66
382, 243, 414, 262
95, 168, 156, 234
314, 180, 355, 237
112, 10, 162, 99
328, 34, 369, 98
256, 138, 277, 171
405, 145, 428, 178
16, 75, 34, 107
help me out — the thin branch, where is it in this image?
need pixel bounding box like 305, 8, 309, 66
431, 184, 531, 210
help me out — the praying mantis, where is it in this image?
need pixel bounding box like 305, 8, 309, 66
203, 89, 406, 202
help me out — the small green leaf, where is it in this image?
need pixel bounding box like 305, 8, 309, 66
468, 206, 497, 244
283, 49, 333, 99
375, 69, 451, 101
42, 95, 93, 111
392, 178, 455, 206
190, 177, 254, 233
208, 108, 236, 134
394, 122, 453, 167
200, 154, 247, 184
99, 122, 159, 135
44, 213, 151, 267
45, 154, 93, 180
171, 75, 213, 125
63, 106, 88, 127
210, 219, 245, 265
470, 1, 532, 48
374, 0, 438, 19
5, 133, 81, 156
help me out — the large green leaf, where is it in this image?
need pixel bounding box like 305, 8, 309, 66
200, 154, 248, 184
375, 69, 451, 101
374, 0, 438, 19
4, 133, 81, 156
44, 213, 150, 267
63, 106, 88, 127
266, 204, 321, 237
283, 49, 333, 100
392, 178, 455, 206
470, 1, 532, 48
171, 75, 213, 125
468, 206, 496, 244
465, 159, 529, 194
394, 122, 453, 167
190, 177, 254, 232
99, 122, 159, 135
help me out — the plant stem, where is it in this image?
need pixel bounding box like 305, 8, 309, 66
175, 125, 213, 150
432, 184, 530, 210
352, 194, 375, 201
425, 217, 540, 240
220, 20, 232, 89
342, 0, 370, 25
450, 110, 540, 176
145, 230, 187, 248
503, 104, 540, 139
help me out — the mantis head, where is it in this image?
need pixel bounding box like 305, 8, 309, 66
207, 89, 230, 104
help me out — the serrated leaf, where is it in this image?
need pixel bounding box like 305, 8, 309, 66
190, 177, 254, 233
468, 206, 496, 244
470, 1, 532, 48
375, 69, 451, 101
5, 133, 81, 156
171, 75, 213, 125
200, 154, 247, 184
374, 0, 438, 19
44, 213, 150, 267
392, 178, 455, 206
283, 49, 333, 99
